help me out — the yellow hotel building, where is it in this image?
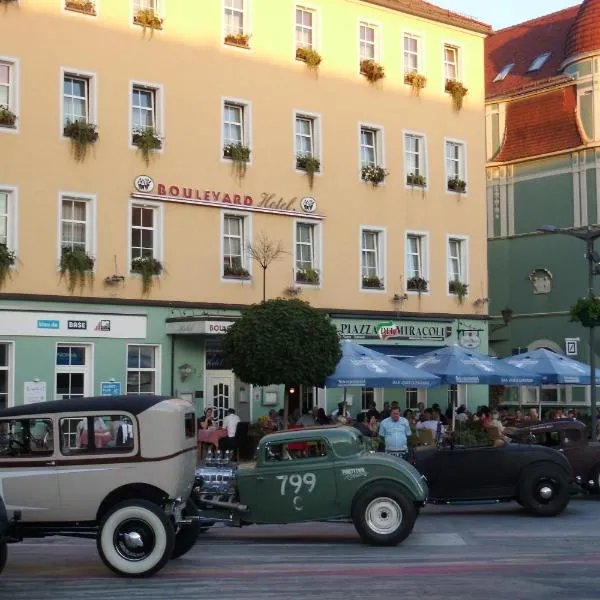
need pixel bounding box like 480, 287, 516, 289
0, 0, 490, 419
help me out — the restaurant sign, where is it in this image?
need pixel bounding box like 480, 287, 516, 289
133, 176, 321, 219
333, 318, 453, 343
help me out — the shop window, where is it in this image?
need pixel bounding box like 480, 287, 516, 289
55, 344, 89, 400
127, 345, 159, 395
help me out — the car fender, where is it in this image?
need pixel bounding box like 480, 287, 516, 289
0, 496, 8, 540
517, 458, 573, 482
350, 477, 425, 516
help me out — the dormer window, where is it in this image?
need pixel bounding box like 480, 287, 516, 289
493, 63, 514, 82
528, 52, 551, 72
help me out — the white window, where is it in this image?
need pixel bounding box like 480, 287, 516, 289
359, 23, 377, 62
130, 203, 161, 264
60, 196, 93, 255
63, 74, 90, 126
55, 344, 90, 400
406, 234, 427, 281
403, 34, 421, 75
223, 102, 244, 146
0, 188, 17, 253
296, 6, 315, 50
493, 63, 514, 82
528, 52, 551, 72
0, 58, 19, 130
445, 140, 467, 189
405, 388, 418, 410
131, 85, 156, 131
360, 126, 379, 167
444, 44, 459, 81
222, 214, 250, 276
127, 345, 159, 395
133, 0, 158, 11
404, 133, 427, 184
448, 237, 467, 287
0, 343, 12, 409
295, 221, 320, 284
360, 228, 385, 289
224, 0, 246, 36
296, 115, 314, 156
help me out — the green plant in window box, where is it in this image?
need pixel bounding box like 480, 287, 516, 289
570, 297, 600, 328
0, 105, 16, 128
63, 120, 98, 163
131, 256, 163, 295
295, 268, 320, 285
0, 244, 16, 290
223, 143, 251, 182
64, 0, 96, 15
404, 72, 427, 95
0, 0, 18, 4
134, 8, 163, 31
361, 165, 388, 186
132, 127, 162, 166
406, 276, 428, 294
445, 79, 468, 111
295, 47, 322, 70
448, 279, 468, 304
59, 246, 95, 293
362, 275, 383, 289
360, 59, 385, 83
223, 264, 251, 279
224, 33, 250, 48
447, 177, 467, 194
296, 154, 321, 189
406, 173, 427, 187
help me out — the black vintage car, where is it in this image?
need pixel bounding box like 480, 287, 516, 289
509, 419, 600, 493
412, 438, 577, 516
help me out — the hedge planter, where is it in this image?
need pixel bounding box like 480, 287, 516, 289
224, 33, 250, 48
404, 72, 427, 95
63, 120, 98, 162
0, 244, 16, 289
59, 247, 94, 292
406, 173, 426, 187
296, 47, 322, 70
134, 8, 163, 31
223, 265, 250, 280
0, 106, 16, 128
296, 268, 320, 285
223, 143, 251, 181
360, 59, 385, 83
448, 177, 467, 194
296, 154, 320, 189
448, 280, 468, 303
570, 297, 600, 327
406, 276, 428, 293
361, 165, 388, 186
65, 0, 96, 15
131, 256, 163, 295
132, 127, 162, 166
445, 80, 468, 111
362, 275, 383, 289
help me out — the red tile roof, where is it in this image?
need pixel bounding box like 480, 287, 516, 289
485, 5, 580, 100
364, 0, 492, 34
565, 0, 600, 58
493, 85, 585, 163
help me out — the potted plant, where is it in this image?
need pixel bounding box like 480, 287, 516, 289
0, 243, 16, 289
132, 127, 162, 166
362, 275, 383, 289
295, 47, 322, 70
404, 72, 427, 95
64, 0, 96, 15
223, 264, 250, 279
296, 267, 320, 285
448, 279, 468, 303
406, 276, 428, 293
445, 79, 468, 111
296, 154, 320, 189
131, 256, 163, 294
224, 33, 250, 48
133, 8, 163, 30
223, 142, 251, 181
447, 177, 467, 193
406, 173, 426, 187
360, 59, 385, 83
570, 297, 600, 327
59, 246, 95, 292
361, 165, 388, 186
63, 120, 98, 162
0, 105, 16, 128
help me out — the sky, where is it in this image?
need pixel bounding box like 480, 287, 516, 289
431, 0, 580, 30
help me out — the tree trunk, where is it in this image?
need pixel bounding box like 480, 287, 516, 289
283, 387, 289, 430
262, 266, 267, 302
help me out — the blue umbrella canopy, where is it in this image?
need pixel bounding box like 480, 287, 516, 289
500, 348, 600, 385
324, 341, 440, 388
403, 344, 541, 385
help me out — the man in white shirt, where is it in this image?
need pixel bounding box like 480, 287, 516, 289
416, 408, 445, 439
220, 408, 240, 452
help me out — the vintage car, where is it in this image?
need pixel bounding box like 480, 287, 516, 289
508, 419, 600, 492
193, 426, 428, 546
412, 436, 577, 516
0, 395, 200, 578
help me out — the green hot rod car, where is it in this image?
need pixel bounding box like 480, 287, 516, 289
193, 426, 428, 546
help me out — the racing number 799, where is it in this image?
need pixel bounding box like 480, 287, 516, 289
276, 473, 317, 496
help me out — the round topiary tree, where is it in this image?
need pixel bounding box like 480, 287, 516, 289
222, 298, 342, 426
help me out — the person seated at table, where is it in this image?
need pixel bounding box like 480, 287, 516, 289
198, 407, 215, 430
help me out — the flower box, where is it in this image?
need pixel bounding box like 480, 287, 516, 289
361, 165, 388, 186
404, 72, 427, 94
406, 277, 428, 293
445, 79, 468, 110
0, 106, 16, 128
447, 177, 467, 193
134, 8, 163, 30
0, 243, 16, 289
223, 265, 250, 279
64, 0, 96, 15
360, 59, 385, 83
407, 173, 427, 187
295, 47, 322, 69
448, 280, 468, 302
362, 275, 383, 289
295, 268, 320, 285
224, 33, 250, 48
131, 256, 163, 295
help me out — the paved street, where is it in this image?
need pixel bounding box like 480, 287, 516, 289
2, 497, 600, 600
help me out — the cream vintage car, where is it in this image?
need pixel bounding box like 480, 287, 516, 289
0, 395, 200, 577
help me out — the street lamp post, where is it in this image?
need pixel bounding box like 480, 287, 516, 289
538, 225, 600, 440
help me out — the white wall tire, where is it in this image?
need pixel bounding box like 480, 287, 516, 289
97, 500, 175, 577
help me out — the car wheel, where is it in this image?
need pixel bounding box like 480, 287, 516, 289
97, 499, 175, 577
518, 465, 570, 517
0, 540, 7, 575
352, 484, 417, 546
171, 499, 202, 560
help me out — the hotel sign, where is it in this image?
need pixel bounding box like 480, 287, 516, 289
165, 320, 235, 335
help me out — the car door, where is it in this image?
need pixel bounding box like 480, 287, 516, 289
252, 438, 337, 523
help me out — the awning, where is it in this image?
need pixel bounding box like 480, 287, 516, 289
362, 345, 441, 359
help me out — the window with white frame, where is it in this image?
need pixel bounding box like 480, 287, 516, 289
223, 214, 248, 276
55, 345, 89, 400
0, 189, 15, 251
295, 114, 320, 171
295, 222, 319, 283
359, 23, 377, 62
60, 196, 92, 257
127, 345, 159, 395
403, 34, 421, 75
224, 0, 246, 37
223, 101, 251, 157
404, 133, 426, 185
448, 237, 467, 289
63, 75, 89, 126
296, 6, 315, 50
446, 140, 466, 189
360, 126, 380, 167
448, 384, 458, 407
405, 388, 418, 410
130, 204, 159, 265
361, 388, 375, 411
131, 84, 160, 138
0, 343, 11, 409
444, 44, 459, 82
406, 234, 426, 282
361, 229, 383, 288
0, 60, 17, 128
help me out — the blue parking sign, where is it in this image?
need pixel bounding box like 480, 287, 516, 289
100, 381, 121, 396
